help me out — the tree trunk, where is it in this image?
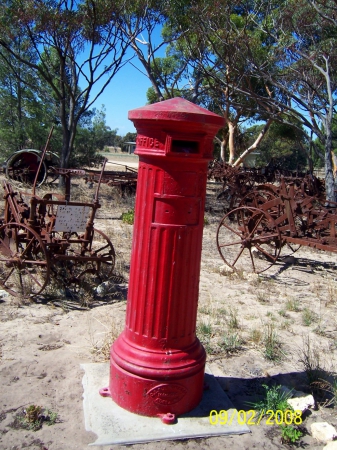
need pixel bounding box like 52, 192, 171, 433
228, 122, 236, 164
219, 133, 229, 162
233, 119, 273, 167
324, 128, 335, 204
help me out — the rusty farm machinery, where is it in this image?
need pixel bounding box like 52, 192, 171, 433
2, 126, 138, 194
0, 145, 116, 298
84, 163, 137, 196
216, 175, 337, 274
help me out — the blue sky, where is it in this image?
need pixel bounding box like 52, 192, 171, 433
93, 60, 151, 136
89, 26, 165, 136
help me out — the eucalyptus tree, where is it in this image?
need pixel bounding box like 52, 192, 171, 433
179, 0, 337, 200
0, 37, 56, 157
153, 0, 282, 165
261, 0, 337, 202
0, 0, 131, 171
118, 0, 195, 103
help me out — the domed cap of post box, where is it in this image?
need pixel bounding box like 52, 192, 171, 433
128, 97, 224, 128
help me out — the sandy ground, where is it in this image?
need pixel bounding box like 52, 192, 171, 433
1, 165, 337, 450
103, 152, 139, 170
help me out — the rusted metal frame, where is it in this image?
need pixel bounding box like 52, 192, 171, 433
0, 155, 116, 297
32, 126, 54, 196
52, 254, 111, 262
2, 182, 27, 224
31, 199, 96, 208
84, 171, 137, 191
81, 159, 107, 248
284, 197, 297, 236
284, 235, 337, 252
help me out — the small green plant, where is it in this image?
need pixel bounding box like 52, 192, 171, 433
285, 298, 301, 312
249, 327, 263, 345
197, 321, 214, 353
302, 308, 317, 326
278, 309, 287, 318
227, 307, 240, 330
249, 276, 262, 287
298, 336, 325, 385
198, 321, 212, 337
280, 424, 303, 444
44, 409, 58, 426
17, 405, 58, 431
121, 209, 135, 225
256, 290, 270, 303
280, 319, 293, 331
266, 311, 276, 321
204, 216, 210, 226
249, 384, 292, 413
24, 405, 43, 430
263, 323, 284, 361
198, 305, 211, 315
221, 330, 243, 354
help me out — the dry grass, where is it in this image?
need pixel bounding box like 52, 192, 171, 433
88, 314, 124, 362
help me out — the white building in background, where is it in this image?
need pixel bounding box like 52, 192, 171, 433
123, 142, 136, 154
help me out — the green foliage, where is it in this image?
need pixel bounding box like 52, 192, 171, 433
198, 321, 212, 337
285, 299, 301, 312
280, 425, 303, 444
197, 320, 213, 352
0, 0, 130, 168
302, 308, 317, 327
263, 323, 284, 361
0, 43, 57, 160
298, 336, 325, 386
221, 330, 243, 354
249, 384, 292, 413
121, 210, 135, 225
17, 405, 58, 431
44, 409, 58, 426
71, 105, 117, 167
248, 122, 307, 170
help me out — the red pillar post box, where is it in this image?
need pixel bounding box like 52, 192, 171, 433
106, 98, 224, 419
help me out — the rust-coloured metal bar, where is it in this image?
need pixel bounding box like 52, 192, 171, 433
0, 152, 116, 297
32, 126, 54, 197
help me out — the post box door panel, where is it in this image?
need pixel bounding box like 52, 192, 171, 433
153, 198, 201, 225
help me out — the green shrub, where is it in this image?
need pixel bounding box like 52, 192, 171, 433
121, 209, 135, 224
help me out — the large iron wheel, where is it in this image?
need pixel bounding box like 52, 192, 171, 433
216, 187, 239, 214
0, 223, 50, 297
5, 151, 48, 187
51, 228, 116, 293
240, 188, 301, 257
216, 207, 282, 274
239, 187, 277, 209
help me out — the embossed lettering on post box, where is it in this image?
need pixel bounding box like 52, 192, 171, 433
136, 134, 165, 150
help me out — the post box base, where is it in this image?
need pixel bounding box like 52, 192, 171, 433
109, 358, 205, 417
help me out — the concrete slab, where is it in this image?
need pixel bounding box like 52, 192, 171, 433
81, 363, 250, 446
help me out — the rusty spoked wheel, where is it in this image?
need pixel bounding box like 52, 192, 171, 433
0, 223, 50, 297
51, 228, 116, 293
5, 150, 48, 187
216, 207, 282, 274
240, 189, 302, 257
239, 186, 277, 209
